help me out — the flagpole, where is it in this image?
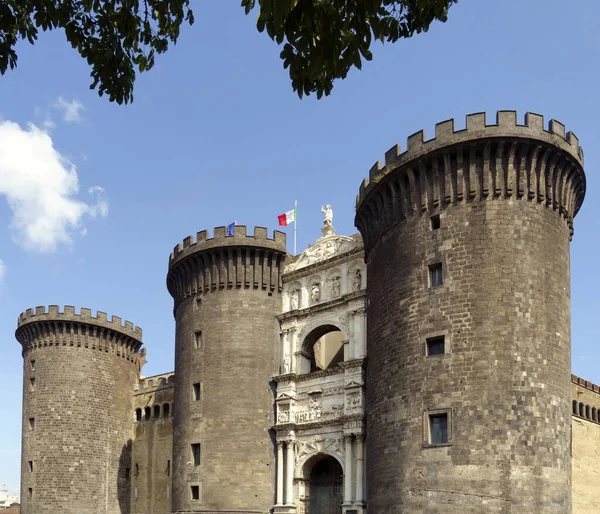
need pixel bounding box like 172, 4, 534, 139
294, 199, 297, 255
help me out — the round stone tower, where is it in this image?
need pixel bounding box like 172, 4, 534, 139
15, 305, 143, 514
167, 225, 286, 513
354, 111, 586, 513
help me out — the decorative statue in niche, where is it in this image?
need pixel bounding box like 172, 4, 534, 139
283, 353, 291, 374
311, 283, 320, 303
290, 288, 299, 310
352, 269, 362, 291
332, 276, 340, 298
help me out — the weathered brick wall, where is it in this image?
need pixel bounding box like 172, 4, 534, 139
355, 112, 585, 513
167, 226, 286, 513
15, 306, 143, 514
131, 374, 174, 514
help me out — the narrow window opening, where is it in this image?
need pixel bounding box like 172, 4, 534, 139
28, 461, 33, 472
29, 378, 36, 392
144, 407, 151, 420
135, 408, 142, 422
426, 336, 445, 356
153, 405, 160, 418
28, 488, 32, 499
192, 383, 201, 402
135, 463, 139, 476
30, 360, 36, 371
163, 403, 170, 417
190, 485, 200, 500
125, 468, 130, 479
579, 402, 585, 417
191, 443, 201, 466
28, 417, 35, 431
430, 214, 441, 230
429, 263, 443, 287
572, 400, 578, 415
429, 413, 448, 444
194, 331, 202, 349
166, 460, 171, 476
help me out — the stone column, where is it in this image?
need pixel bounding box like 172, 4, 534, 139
285, 441, 295, 505
276, 442, 284, 505
356, 435, 364, 503
343, 435, 353, 504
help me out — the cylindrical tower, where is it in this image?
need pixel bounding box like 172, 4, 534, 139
15, 305, 143, 514
167, 225, 286, 513
355, 111, 586, 513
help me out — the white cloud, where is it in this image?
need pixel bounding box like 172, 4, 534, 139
0, 120, 108, 253
53, 97, 86, 124
0, 259, 5, 283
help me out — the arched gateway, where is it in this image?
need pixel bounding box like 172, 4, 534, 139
299, 454, 343, 514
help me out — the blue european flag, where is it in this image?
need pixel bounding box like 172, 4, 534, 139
226, 222, 235, 236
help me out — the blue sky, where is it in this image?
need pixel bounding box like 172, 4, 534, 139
1, 0, 599, 496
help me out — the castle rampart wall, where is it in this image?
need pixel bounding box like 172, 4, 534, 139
572, 375, 600, 514
15, 305, 143, 514
131, 374, 174, 514
167, 226, 286, 513
355, 111, 586, 513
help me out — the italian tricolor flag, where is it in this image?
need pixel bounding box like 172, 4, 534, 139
278, 208, 296, 226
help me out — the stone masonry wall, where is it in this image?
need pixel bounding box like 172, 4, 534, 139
355, 112, 585, 513
15, 306, 143, 514
167, 226, 286, 513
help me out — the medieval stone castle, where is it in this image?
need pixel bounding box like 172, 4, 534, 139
14, 111, 600, 514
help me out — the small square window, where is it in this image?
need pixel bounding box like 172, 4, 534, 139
194, 331, 202, 349
28, 418, 35, 431
429, 264, 443, 287
191, 443, 201, 466
430, 214, 441, 230
426, 336, 445, 356
190, 485, 200, 500
429, 413, 448, 444
28, 461, 33, 472
30, 378, 36, 392
192, 383, 201, 401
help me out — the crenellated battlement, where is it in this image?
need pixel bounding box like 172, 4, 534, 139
169, 225, 286, 268
355, 111, 587, 257
15, 305, 143, 359
17, 305, 142, 338
357, 111, 584, 206
135, 372, 175, 393
167, 226, 288, 306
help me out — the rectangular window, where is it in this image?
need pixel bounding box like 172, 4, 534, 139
426, 336, 445, 356
429, 263, 443, 287
28, 488, 32, 499
192, 383, 201, 401
190, 485, 200, 500
28, 418, 35, 431
429, 413, 448, 444
191, 443, 201, 466
194, 331, 202, 349
430, 214, 441, 230
166, 460, 170, 476
30, 378, 36, 392
28, 461, 33, 472
30, 360, 36, 371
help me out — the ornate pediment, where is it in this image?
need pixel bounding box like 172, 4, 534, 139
285, 234, 360, 273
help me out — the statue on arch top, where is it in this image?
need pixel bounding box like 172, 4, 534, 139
321, 204, 335, 237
